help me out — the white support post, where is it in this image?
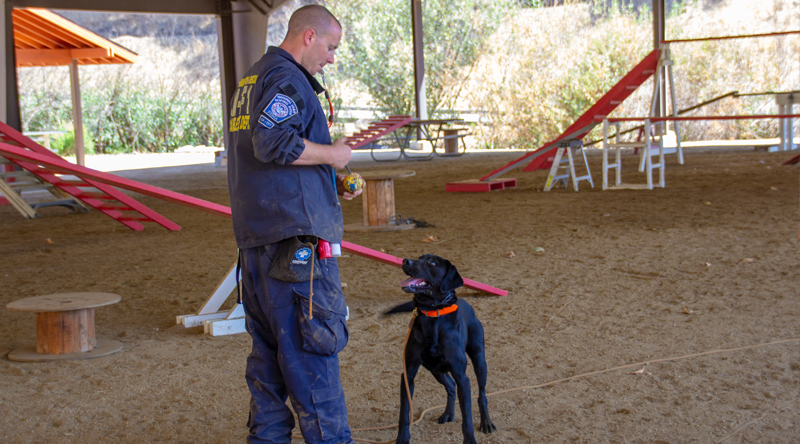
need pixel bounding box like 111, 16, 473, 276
68, 60, 85, 166
602, 119, 609, 190
614, 122, 622, 186
776, 93, 796, 151
665, 45, 684, 164
644, 120, 653, 190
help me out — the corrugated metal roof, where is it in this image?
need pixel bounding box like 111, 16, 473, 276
13, 8, 138, 67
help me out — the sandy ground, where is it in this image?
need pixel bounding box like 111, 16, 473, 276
1, 146, 798, 444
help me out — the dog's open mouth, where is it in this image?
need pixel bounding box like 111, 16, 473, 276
400, 277, 429, 293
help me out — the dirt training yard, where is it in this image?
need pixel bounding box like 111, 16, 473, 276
1, 147, 798, 443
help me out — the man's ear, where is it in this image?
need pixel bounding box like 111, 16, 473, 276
439, 260, 464, 293
303, 28, 316, 47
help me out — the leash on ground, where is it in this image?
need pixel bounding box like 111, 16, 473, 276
336, 337, 800, 444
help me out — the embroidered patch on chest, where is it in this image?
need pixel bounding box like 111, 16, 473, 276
263, 93, 298, 123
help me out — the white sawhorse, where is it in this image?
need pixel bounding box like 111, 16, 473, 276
176, 262, 246, 336
602, 119, 665, 190
176, 260, 350, 336
638, 130, 678, 172
544, 140, 594, 192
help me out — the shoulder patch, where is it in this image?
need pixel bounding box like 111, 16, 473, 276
258, 115, 275, 129
263, 93, 299, 124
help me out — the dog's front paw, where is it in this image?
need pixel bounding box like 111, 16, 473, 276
396, 431, 411, 444
437, 410, 454, 424
479, 418, 497, 434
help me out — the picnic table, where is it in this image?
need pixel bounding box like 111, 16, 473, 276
365, 118, 471, 161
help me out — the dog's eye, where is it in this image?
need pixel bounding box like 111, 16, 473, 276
430, 261, 436, 266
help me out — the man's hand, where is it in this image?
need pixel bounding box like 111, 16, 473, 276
328, 137, 352, 169
336, 173, 362, 200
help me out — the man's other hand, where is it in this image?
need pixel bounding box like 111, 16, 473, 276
336, 173, 362, 200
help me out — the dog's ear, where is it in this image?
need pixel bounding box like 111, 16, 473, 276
383, 301, 415, 316
439, 260, 464, 293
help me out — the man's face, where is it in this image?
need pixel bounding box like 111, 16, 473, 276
304, 23, 341, 76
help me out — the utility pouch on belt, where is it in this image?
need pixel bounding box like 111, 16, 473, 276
267, 236, 323, 283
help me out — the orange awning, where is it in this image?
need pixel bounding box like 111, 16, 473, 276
13, 8, 138, 67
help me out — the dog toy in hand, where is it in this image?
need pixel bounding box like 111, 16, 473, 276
342, 166, 363, 193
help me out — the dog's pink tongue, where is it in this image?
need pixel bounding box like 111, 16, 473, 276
401, 278, 426, 287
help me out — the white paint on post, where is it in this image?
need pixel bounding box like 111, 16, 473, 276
69, 59, 85, 166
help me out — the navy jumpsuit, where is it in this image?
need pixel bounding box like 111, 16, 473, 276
227, 46, 353, 444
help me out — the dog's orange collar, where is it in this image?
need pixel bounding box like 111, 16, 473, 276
418, 305, 458, 317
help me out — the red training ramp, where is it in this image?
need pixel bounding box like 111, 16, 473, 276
345, 115, 412, 150
0, 142, 508, 295
0, 143, 229, 221
0, 121, 180, 231
783, 152, 800, 165
341, 241, 508, 296
479, 49, 661, 182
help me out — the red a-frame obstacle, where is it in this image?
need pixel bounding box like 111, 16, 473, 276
0, 122, 180, 231
345, 115, 413, 150
0, 141, 507, 296
446, 49, 661, 191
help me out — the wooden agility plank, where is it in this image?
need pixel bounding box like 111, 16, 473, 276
477, 50, 661, 181
0, 142, 509, 295
341, 241, 508, 296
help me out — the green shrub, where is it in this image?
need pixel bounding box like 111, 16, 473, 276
50, 123, 95, 157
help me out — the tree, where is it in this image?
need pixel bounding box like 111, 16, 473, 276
327, 0, 512, 117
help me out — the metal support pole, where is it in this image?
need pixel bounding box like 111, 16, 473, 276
217, 0, 236, 153
652, 0, 666, 128
3, 1, 21, 130
411, 0, 426, 128
69, 59, 85, 166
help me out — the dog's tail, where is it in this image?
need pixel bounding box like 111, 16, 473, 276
383, 301, 415, 316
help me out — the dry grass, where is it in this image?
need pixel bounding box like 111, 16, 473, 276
466, 0, 799, 149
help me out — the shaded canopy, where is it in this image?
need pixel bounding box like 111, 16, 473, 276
13, 7, 137, 67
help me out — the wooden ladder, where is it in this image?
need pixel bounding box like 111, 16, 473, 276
0, 156, 88, 218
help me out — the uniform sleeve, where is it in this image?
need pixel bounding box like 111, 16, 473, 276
250, 73, 308, 165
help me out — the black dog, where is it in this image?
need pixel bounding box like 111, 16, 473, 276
386, 254, 496, 444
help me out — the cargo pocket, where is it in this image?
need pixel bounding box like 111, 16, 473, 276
293, 289, 349, 356
310, 385, 349, 441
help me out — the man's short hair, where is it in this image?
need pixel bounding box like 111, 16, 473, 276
286, 5, 341, 39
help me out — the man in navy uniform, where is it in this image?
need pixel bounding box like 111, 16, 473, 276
227, 5, 360, 443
